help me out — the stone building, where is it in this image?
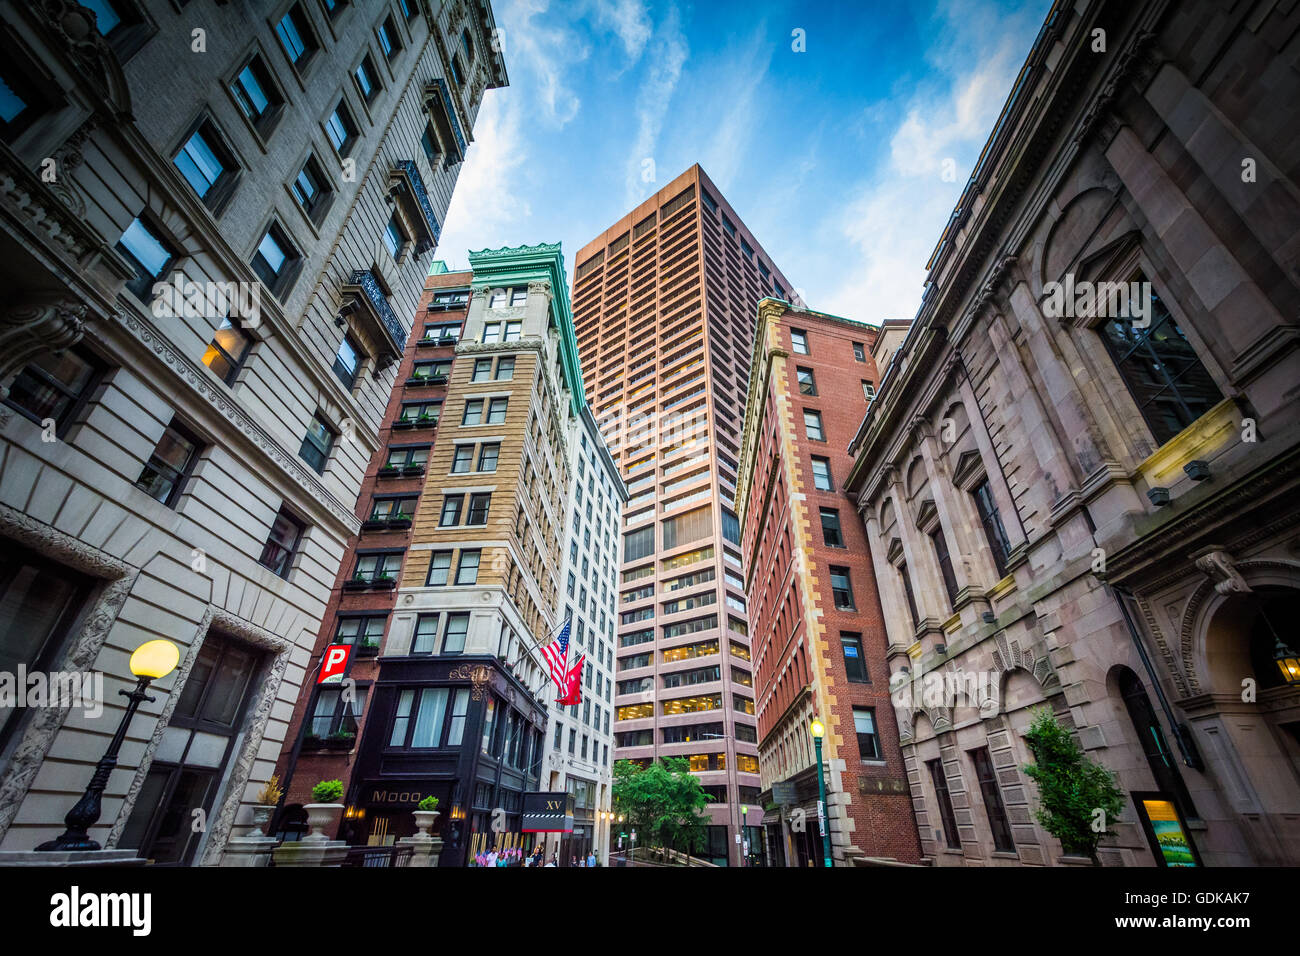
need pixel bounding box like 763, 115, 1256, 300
0, 0, 505, 863
844, 0, 1299, 866
737, 299, 921, 866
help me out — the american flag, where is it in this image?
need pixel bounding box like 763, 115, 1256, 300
541, 619, 571, 692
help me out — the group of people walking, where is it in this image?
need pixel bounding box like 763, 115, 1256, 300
469, 845, 598, 867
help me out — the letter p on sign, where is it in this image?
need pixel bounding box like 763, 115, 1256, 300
318, 643, 352, 684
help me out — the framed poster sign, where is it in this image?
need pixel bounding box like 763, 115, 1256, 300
1131, 792, 1201, 867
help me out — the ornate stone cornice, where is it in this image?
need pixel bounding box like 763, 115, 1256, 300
1072, 30, 1159, 149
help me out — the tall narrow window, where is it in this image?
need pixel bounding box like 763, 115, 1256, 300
259, 507, 304, 578
970, 746, 1015, 852
451, 444, 473, 473
173, 123, 233, 202
790, 328, 809, 354
820, 508, 845, 548
1118, 667, 1198, 819
4, 347, 100, 432
333, 334, 361, 389
325, 100, 357, 154
853, 707, 880, 759
811, 456, 832, 491
898, 562, 920, 630
202, 318, 252, 386
118, 217, 177, 300
298, 414, 334, 474
275, 5, 316, 67
796, 367, 816, 395
931, 526, 959, 607
230, 56, 282, 134
803, 410, 824, 442
829, 566, 855, 611
841, 632, 868, 682
1098, 277, 1222, 446
926, 758, 961, 850
972, 479, 1012, 578
251, 223, 299, 296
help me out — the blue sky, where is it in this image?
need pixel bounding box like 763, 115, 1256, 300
436, 0, 1054, 326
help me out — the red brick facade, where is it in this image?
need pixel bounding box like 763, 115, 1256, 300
273, 271, 471, 820
738, 301, 920, 865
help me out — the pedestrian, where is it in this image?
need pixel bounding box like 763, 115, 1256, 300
587, 850, 596, 868
545, 854, 556, 867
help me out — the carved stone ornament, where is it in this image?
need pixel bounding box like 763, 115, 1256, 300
0, 295, 88, 399
1192, 548, 1253, 596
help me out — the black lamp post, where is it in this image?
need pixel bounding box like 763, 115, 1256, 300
1274, 637, 1300, 687
36, 639, 179, 852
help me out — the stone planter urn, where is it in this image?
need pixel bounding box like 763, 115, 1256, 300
412, 810, 440, 837
245, 804, 276, 839
303, 803, 344, 843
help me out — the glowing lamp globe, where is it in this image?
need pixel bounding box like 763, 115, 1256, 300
130, 639, 180, 680
810, 717, 825, 740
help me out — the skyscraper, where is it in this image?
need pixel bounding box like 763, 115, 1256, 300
571, 164, 799, 865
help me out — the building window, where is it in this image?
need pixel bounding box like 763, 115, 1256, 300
841, 632, 868, 682
898, 561, 920, 630
230, 56, 282, 135
829, 566, 855, 611
382, 214, 406, 259
117, 634, 258, 864
462, 398, 484, 425
931, 526, 959, 607
173, 121, 236, 205
308, 684, 367, 738
259, 506, 304, 577
803, 409, 825, 442
353, 55, 380, 103
325, 99, 357, 154
1098, 277, 1223, 446
969, 746, 1015, 853
0, 60, 52, 145
811, 456, 832, 491
790, 328, 809, 354
426, 551, 452, 586
455, 549, 480, 585
0, 548, 91, 749
251, 223, 299, 297
972, 478, 1012, 578
461, 27, 475, 62
796, 367, 816, 396
862, 380, 875, 401
377, 16, 401, 60
117, 216, 177, 300
487, 397, 508, 424
451, 444, 474, 473
820, 508, 844, 548
200, 318, 252, 386
927, 758, 961, 849
4, 347, 100, 433
291, 154, 331, 222
853, 707, 880, 759
466, 493, 491, 525
299, 413, 334, 474
470, 358, 491, 382
337, 614, 386, 647
477, 443, 500, 472
274, 4, 317, 68
624, 526, 654, 562
853, 342, 866, 362
333, 333, 361, 389
439, 494, 464, 526
442, 612, 469, 653
136, 419, 202, 507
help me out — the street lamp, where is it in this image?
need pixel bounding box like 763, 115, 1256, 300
809, 717, 833, 869
37, 639, 180, 852
1274, 636, 1300, 687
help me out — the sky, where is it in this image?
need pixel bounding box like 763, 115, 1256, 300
435, 0, 1055, 327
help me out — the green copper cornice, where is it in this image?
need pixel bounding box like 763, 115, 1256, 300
468, 242, 585, 415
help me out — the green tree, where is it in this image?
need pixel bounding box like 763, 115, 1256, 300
612, 757, 713, 863
1022, 707, 1126, 862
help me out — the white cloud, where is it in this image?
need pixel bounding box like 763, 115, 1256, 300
434, 94, 533, 269
819, 0, 1045, 325
697, 27, 773, 193
623, 4, 689, 207
500, 0, 592, 127
592, 0, 653, 60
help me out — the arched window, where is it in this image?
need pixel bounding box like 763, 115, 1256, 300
1117, 668, 1197, 818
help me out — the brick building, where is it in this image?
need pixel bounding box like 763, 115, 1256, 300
737, 300, 920, 866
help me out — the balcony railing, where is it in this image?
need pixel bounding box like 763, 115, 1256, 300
341, 269, 408, 359
392, 159, 441, 246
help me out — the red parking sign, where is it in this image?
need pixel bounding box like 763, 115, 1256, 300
318, 644, 351, 684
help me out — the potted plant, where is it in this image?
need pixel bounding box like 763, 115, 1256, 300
302, 731, 325, 751
413, 795, 440, 836
377, 463, 400, 477
356, 638, 380, 658
374, 573, 396, 589
246, 774, 283, 837
387, 511, 413, 530
304, 779, 345, 842
325, 729, 356, 750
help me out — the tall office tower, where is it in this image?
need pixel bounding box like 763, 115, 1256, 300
0, 0, 504, 865
571, 164, 800, 865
